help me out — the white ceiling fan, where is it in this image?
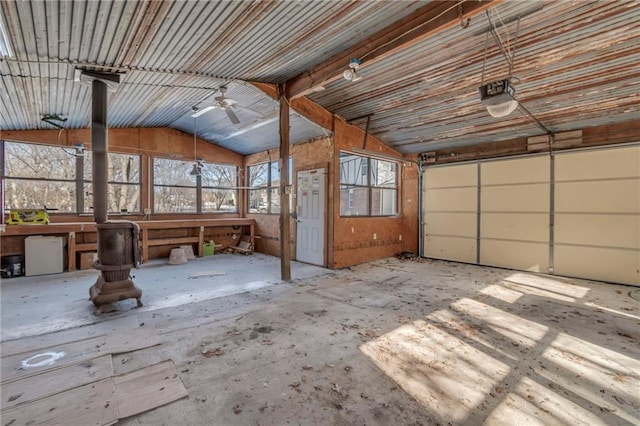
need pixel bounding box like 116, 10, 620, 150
191, 86, 240, 124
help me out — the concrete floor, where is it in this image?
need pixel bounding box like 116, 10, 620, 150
1, 254, 639, 425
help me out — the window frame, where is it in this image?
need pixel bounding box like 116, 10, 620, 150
247, 158, 293, 215
84, 151, 142, 214
152, 157, 239, 214
339, 151, 399, 217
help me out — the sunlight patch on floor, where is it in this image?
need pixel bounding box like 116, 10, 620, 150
451, 298, 548, 348
541, 333, 640, 415
485, 376, 610, 426
502, 272, 590, 302
428, 308, 520, 362
360, 319, 510, 424
479, 284, 524, 303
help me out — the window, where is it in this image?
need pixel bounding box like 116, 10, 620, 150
2, 141, 77, 212
152, 158, 238, 213
339, 152, 398, 216
201, 163, 238, 212
84, 152, 141, 213
247, 158, 292, 214
153, 158, 197, 213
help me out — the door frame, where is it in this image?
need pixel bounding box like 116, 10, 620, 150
295, 165, 328, 267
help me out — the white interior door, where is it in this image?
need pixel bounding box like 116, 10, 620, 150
296, 168, 325, 266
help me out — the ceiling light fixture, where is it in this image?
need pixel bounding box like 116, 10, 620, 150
342, 58, 362, 82
478, 10, 521, 118
479, 78, 518, 118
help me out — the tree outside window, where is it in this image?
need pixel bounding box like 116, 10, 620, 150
2, 141, 77, 212
85, 152, 141, 213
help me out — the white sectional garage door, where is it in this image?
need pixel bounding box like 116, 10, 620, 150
423, 163, 478, 263
554, 145, 640, 285
422, 144, 640, 286
480, 156, 550, 273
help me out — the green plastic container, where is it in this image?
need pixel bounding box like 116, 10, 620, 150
203, 241, 215, 256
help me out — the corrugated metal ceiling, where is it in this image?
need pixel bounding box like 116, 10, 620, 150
309, 0, 640, 153
1, 0, 639, 155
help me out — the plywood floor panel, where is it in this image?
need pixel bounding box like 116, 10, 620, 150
0, 315, 140, 358
113, 360, 188, 419
106, 323, 161, 354
0, 378, 118, 426
1, 355, 113, 410
1, 336, 108, 384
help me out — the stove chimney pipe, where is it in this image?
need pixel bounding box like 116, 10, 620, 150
91, 79, 108, 224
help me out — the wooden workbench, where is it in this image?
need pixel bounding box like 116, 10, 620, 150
1, 218, 255, 271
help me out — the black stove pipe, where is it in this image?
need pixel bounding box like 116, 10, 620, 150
91, 79, 108, 224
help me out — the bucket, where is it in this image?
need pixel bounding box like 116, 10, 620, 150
1, 255, 25, 278
203, 242, 215, 256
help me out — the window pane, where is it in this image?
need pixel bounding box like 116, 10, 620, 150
84, 152, 140, 183
202, 163, 236, 187
4, 179, 76, 212
109, 183, 140, 212
84, 183, 141, 213
5, 142, 76, 180
371, 188, 397, 216
269, 187, 280, 214
248, 188, 268, 213
371, 159, 397, 187
154, 187, 197, 213
153, 158, 197, 187
270, 161, 280, 186
339, 153, 367, 185
110, 154, 140, 183
248, 164, 268, 188
339, 185, 368, 216
203, 189, 237, 212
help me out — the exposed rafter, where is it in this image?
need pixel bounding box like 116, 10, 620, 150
285, 0, 501, 99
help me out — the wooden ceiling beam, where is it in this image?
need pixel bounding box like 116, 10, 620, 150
285, 0, 501, 99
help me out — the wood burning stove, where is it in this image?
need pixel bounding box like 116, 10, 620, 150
90, 221, 143, 312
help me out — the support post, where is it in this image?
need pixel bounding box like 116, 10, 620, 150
279, 83, 291, 281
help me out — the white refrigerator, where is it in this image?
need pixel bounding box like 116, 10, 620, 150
25, 235, 65, 276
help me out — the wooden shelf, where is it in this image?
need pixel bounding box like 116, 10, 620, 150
1, 218, 255, 272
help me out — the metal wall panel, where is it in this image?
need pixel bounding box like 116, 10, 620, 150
479, 156, 550, 272
554, 145, 640, 285
423, 163, 477, 263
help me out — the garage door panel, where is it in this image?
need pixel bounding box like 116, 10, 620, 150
425, 236, 477, 263
425, 187, 477, 212
556, 146, 640, 181
482, 156, 550, 185
482, 184, 550, 213
422, 145, 639, 286
555, 179, 639, 213
481, 213, 549, 242
555, 214, 640, 249
424, 164, 477, 189
554, 245, 640, 286
480, 240, 549, 272
425, 212, 476, 238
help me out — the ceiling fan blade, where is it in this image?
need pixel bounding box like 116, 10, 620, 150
191, 105, 216, 117
225, 108, 240, 124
